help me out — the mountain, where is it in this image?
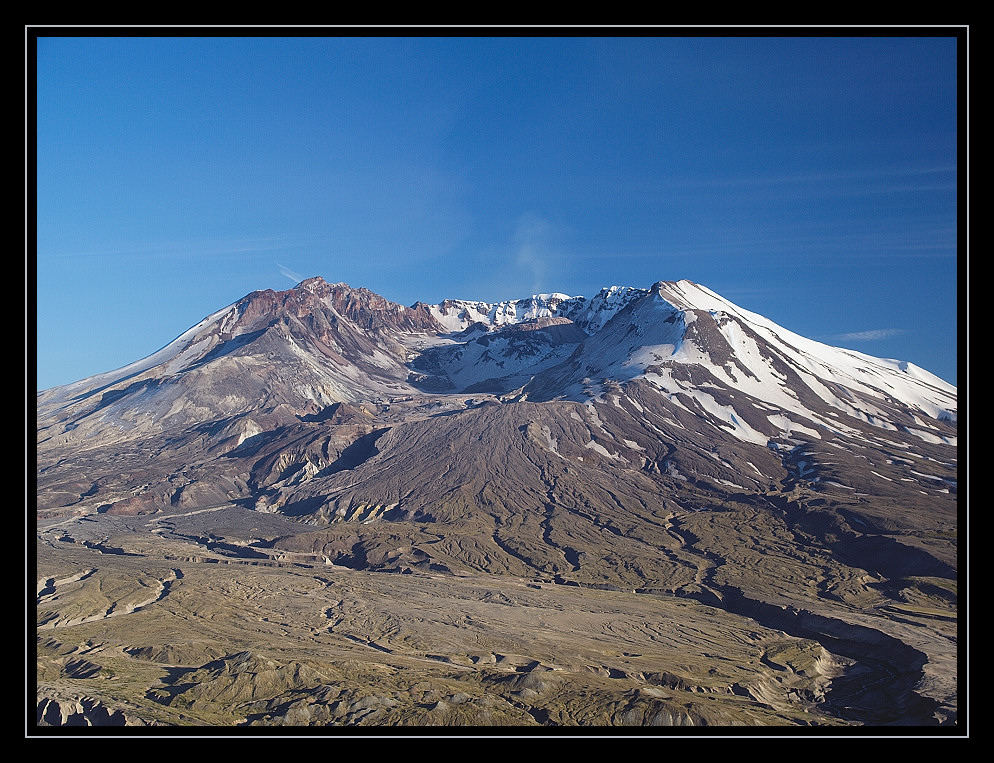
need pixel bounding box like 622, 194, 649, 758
35, 277, 959, 728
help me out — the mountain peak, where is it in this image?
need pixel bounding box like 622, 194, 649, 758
38, 277, 955, 441
293, 275, 342, 292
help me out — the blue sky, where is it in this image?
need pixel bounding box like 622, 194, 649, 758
35, 34, 960, 389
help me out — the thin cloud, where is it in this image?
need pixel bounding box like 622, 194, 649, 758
277, 263, 304, 284
513, 213, 566, 294
834, 328, 905, 342
664, 164, 956, 191
44, 235, 335, 262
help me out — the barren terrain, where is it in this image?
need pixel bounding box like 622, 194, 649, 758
34, 279, 958, 729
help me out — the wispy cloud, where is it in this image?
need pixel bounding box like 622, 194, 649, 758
834, 328, 905, 342
45, 235, 327, 261
513, 213, 567, 294
277, 263, 304, 284
663, 164, 956, 191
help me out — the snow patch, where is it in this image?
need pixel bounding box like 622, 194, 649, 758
821, 480, 854, 490
713, 478, 746, 489
766, 415, 821, 440
909, 470, 946, 482
585, 440, 622, 461
903, 427, 956, 446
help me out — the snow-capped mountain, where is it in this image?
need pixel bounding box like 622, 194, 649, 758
407, 280, 956, 451
37, 278, 444, 447
422, 285, 644, 335
522, 280, 955, 445
34, 276, 961, 728
37, 276, 955, 455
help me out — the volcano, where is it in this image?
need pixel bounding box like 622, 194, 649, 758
35, 277, 959, 728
